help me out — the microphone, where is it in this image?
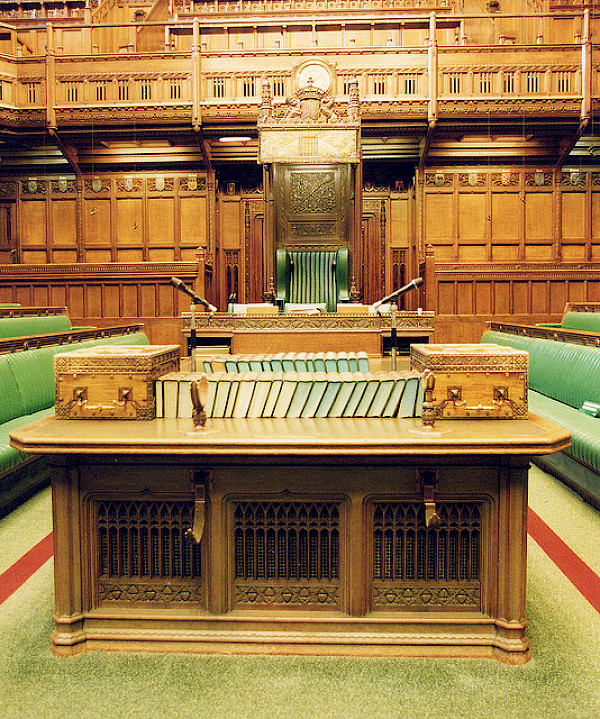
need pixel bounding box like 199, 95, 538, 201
170, 277, 217, 312
372, 277, 423, 310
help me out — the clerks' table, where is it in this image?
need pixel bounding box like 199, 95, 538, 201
10, 414, 569, 663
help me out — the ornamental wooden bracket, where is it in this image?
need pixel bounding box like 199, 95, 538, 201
417, 468, 440, 528
186, 470, 210, 544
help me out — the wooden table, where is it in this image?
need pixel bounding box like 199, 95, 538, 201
10, 413, 569, 663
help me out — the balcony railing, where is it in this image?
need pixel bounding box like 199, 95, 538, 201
0, 9, 595, 127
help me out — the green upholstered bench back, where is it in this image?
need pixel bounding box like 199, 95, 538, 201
6, 346, 60, 414
560, 312, 600, 332
482, 330, 600, 409
2, 331, 150, 418
0, 355, 26, 424
0, 314, 72, 338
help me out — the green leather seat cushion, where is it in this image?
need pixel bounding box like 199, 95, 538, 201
0, 314, 72, 338
530, 391, 600, 474
0, 408, 53, 478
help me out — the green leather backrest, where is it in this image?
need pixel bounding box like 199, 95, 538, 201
561, 312, 600, 332
289, 250, 337, 309
6, 346, 58, 413
0, 314, 72, 338
276, 248, 349, 312
482, 330, 600, 409
0, 355, 26, 423
3, 332, 150, 416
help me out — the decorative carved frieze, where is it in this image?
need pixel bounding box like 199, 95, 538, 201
560, 170, 586, 187
425, 172, 453, 188
148, 176, 175, 192
51, 178, 77, 194
373, 583, 481, 609
234, 583, 339, 607
116, 177, 144, 193
84, 177, 110, 194
99, 580, 204, 603
491, 171, 519, 187
524, 170, 552, 187
21, 179, 47, 194
0, 181, 18, 197
179, 175, 206, 192
182, 311, 435, 332
459, 172, 486, 188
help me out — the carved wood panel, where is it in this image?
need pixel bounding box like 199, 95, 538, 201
273, 164, 350, 251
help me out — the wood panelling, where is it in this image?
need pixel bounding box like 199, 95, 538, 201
525, 193, 552, 240
1, 174, 208, 265
426, 264, 600, 343
0, 263, 203, 346
220, 198, 241, 250
20, 199, 46, 246
148, 198, 175, 246
458, 194, 486, 242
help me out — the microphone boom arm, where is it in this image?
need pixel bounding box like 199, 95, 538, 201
372, 277, 423, 309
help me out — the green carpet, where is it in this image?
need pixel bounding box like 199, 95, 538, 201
1, 473, 599, 719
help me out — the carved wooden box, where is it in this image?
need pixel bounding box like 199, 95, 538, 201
55, 345, 181, 420
410, 343, 528, 419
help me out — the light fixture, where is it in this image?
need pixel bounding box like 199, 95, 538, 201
218, 136, 252, 143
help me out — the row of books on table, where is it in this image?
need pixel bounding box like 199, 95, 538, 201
156, 371, 422, 420
196, 351, 371, 375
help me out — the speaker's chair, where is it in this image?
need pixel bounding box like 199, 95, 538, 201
275, 248, 350, 313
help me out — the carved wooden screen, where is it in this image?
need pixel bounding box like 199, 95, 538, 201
0, 203, 13, 264
371, 501, 482, 611
232, 500, 341, 609
94, 499, 203, 606
272, 164, 351, 251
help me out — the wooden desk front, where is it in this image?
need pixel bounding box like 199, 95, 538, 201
10, 415, 569, 663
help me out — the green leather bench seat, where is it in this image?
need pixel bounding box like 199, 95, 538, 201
0, 314, 72, 338
481, 330, 600, 500
0, 331, 150, 515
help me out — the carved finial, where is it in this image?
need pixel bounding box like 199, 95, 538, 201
259, 77, 273, 124
190, 375, 209, 428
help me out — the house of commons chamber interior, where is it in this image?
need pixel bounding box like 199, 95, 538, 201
1, 2, 600, 717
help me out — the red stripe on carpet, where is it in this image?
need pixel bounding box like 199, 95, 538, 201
528, 508, 600, 614
0, 531, 54, 606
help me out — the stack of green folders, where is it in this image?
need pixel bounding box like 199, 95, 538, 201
198, 351, 370, 374
156, 371, 422, 420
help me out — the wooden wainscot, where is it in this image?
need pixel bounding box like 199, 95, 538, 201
54, 345, 181, 420
410, 344, 528, 420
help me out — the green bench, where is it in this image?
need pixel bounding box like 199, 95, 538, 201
481, 330, 600, 508
0, 313, 73, 338
537, 310, 600, 332
0, 331, 150, 516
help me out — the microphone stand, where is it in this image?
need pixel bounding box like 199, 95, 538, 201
390, 298, 398, 372
190, 302, 197, 372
